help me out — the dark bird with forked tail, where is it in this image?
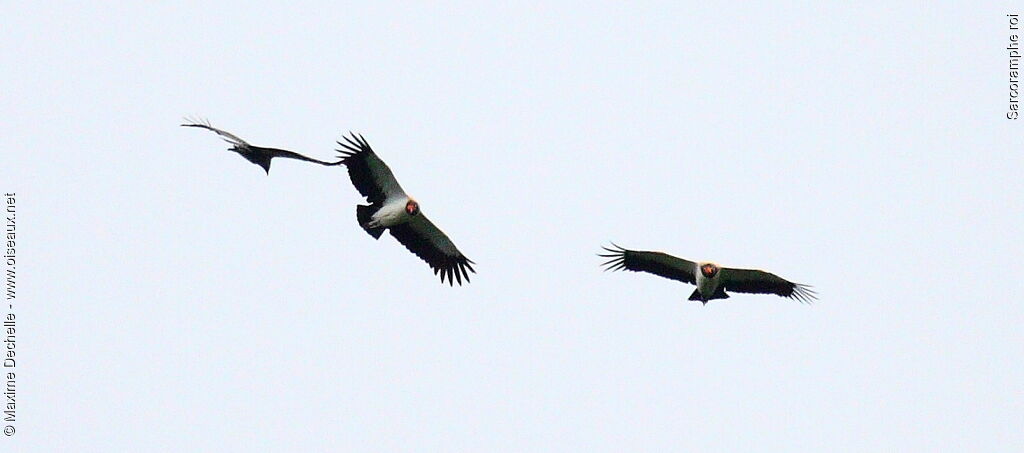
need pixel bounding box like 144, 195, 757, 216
336, 132, 475, 286
599, 243, 816, 304
182, 118, 341, 174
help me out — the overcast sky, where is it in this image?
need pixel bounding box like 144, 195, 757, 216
3, 1, 1022, 451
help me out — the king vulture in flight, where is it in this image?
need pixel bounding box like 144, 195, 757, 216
599, 243, 816, 304
336, 133, 475, 286
182, 118, 342, 173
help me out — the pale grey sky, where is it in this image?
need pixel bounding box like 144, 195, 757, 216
2, 1, 1022, 451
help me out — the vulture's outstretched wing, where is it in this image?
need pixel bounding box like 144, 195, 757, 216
182, 118, 341, 173
599, 243, 697, 284
389, 214, 475, 286
336, 133, 407, 205
720, 268, 817, 303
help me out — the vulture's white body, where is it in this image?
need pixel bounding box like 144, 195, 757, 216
367, 197, 414, 229
695, 261, 719, 299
